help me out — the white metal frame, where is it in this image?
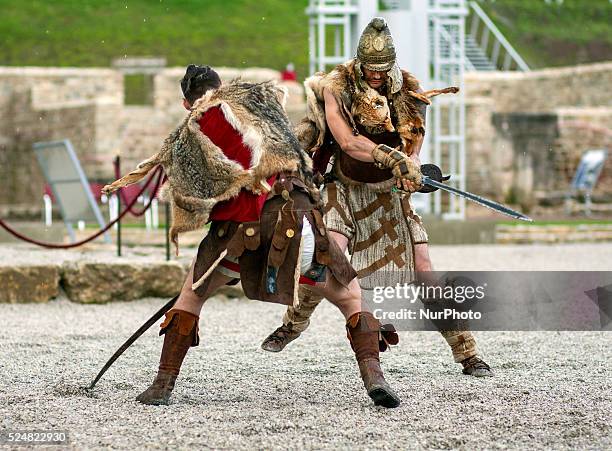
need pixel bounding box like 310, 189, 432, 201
33, 139, 111, 243
306, 0, 358, 74
429, 0, 468, 219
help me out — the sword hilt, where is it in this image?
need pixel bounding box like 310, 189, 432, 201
419, 164, 450, 193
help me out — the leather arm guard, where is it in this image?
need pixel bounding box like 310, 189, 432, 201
372, 144, 423, 187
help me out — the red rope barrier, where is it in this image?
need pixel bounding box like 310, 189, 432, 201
119, 169, 165, 217
0, 166, 165, 249
114, 159, 165, 217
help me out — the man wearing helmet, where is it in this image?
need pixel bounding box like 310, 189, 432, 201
261, 17, 493, 377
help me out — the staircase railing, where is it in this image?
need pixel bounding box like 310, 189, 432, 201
437, 23, 476, 72
468, 1, 530, 71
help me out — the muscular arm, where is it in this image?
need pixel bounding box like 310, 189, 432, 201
323, 88, 376, 162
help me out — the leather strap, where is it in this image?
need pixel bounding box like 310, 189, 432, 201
356, 243, 407, 278
353, 192, 393, 221
267, 198, 298, 269
322, 183, 352, 227
352, 217, 399, 252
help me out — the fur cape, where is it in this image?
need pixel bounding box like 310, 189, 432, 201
297, 59, 427, 154
103, 80, 314, 251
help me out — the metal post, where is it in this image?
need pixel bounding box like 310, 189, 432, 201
117, 188, 122, 257
491, 39, 501, 68
585, 191, 592, 217
43, 194, 53, 227
152, 198, 159, 229
165, 202, 171, 261
317, 8, 325, 72
469, 8, 479, 39
144, 195, 151, 230
115, 155, 122, 257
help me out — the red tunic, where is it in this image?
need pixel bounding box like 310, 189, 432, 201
199, 106, 275, 222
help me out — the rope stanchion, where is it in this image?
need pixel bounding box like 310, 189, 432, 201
0, 166, 165, 249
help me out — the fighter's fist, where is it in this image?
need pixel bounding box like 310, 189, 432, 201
391, 157, 422, 192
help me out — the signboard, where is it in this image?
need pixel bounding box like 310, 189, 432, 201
33, 140, 110, 243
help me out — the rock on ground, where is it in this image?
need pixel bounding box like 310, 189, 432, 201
61, 261, 186, 303
0, 265, 59, 303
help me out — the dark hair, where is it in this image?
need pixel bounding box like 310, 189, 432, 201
180, 64, 221, 104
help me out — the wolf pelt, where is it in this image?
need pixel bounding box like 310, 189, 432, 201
103, 80, 314, 251
298, 59, 457, 156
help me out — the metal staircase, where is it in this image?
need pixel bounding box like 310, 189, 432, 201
429, 1, 528, 72
464, 34, 496, 71
466, 1, 529, 71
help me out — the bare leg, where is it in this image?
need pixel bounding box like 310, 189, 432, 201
172, 258, 234, 315
414, 243, 433, 271
309, 275, 362, 320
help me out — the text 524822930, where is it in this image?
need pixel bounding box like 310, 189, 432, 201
0, 430, 69, 445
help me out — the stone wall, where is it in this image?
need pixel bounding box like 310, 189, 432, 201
2, 61, 610, 218
0, 66, 304, 212
0, 68, 123, 207
464, 62, 612, 213
464, 62, 612, 113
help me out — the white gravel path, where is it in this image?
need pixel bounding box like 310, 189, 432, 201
1, 243, 612, 449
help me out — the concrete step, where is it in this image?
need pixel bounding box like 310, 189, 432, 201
496, 224, 612, 244
0, 222, 65, 244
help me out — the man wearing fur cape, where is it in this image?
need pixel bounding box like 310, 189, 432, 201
103, 65, 402, 408
260, 18, 493, 377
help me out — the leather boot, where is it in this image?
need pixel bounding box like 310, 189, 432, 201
136, 309, 199, 405
346, 312, 400, 408
461, 355, 494, 377
260, 324, 302, 352
261, 286, 324, 352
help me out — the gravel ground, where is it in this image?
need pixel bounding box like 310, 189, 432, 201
2, 243, 612, 450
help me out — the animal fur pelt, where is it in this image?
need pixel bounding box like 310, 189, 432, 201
103, 80, 314, 252
300, 58, 458, 156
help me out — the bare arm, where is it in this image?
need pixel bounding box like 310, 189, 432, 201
323, 88, 376, 162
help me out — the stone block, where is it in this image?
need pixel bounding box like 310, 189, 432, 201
0, 265, 60, 303
61, 261, 186, 303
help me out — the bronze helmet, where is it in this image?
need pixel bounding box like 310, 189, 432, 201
356, 17, 396, 72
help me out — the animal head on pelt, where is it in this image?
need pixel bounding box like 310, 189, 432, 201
351, 88, 395, 133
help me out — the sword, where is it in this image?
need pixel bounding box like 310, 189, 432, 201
86, 295, 178, 390
394, 164, 533, 222
422, 176, 532, 222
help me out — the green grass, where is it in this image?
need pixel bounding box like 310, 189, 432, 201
0, 0, 609, 78
0, 0, 311, 77
497, 219, 612, 226
478, 0, 612, 68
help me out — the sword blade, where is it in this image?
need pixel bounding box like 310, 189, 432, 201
423, 176, 533, 222
86, 295, 178, 390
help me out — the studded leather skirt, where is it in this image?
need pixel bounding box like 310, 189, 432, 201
191, 173, 357, 306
